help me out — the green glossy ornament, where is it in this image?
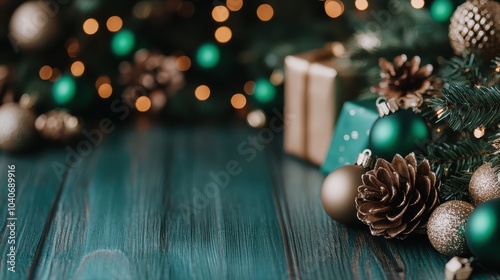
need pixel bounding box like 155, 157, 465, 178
52, 74, 77, 106
466, 198, 500, 270
368, 109, 429, 160
111, 29, 136, 57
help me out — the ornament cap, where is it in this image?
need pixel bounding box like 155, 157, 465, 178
445, 256, 473, 280
376, 97, 399, 117
354, 149, 374, 169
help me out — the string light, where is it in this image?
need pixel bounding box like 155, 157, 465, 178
247, 109, 267, 128
196, 43, 220, 69
325, 0, 344, 18
231, 93, 247, 109
176, 56, 191, 71
474, 127, 486, 138
244, 81, 255, 95
257, 4, 274, 21
106, 16, 123, 32
39, 65, 52, 80
212, 6, 230, 22
133, 2, 152, 19
270, 70, 284, 86
49, 68, 61, 82
227, 0, 243, 12
135, 96, 152, 112
98, 83, 113, 98
66, 38, 80, 58
95, 76, 111, 89
214, 26, 232, 43
355, 0, 369, 11
195, 85, 211, 101
411, 0, 425, 9
83, 18, 99, 35
70, 61, 85, 77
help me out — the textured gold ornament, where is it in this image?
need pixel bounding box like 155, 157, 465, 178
0, 103, 37, 152
427, 200, 475, 257
469, 163, 500, 206
448, 0, 500, 59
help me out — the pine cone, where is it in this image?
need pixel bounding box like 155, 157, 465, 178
356, 153, 440, 240
372, 54, 433, 100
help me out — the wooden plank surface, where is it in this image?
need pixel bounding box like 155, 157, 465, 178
0, 150, 67, 279
30, 125, 289, 280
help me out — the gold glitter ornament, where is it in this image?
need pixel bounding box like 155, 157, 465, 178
427, 200, 475, 257
448, 0, 500, 59
0, 95, 37, 152
469, 163, 500, 206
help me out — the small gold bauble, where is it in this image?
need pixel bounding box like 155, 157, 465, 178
448, 0, 500, 59
426, 200, 475, 257
9, 1, 59, 51
469, 163, 500, 206
0, 103, 37, 152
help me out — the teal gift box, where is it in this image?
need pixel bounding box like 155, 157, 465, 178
321, 98, 379, 174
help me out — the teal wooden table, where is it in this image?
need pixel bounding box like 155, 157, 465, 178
1, 124, 499, 280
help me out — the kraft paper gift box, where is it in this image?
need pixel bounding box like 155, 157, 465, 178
284, 49, 364, 166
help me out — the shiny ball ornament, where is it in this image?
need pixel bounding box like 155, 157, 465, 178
368, 109, 429, 160
0, 103, 37, 153
448, 0, 500, 59
427, 200, 475, 257
9, 1, 59, 51
466, 198, 500, 269
321, 150, 373, 225
469, 163, 500, 206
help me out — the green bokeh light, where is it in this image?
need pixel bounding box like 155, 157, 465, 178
196, 43, 220, 69
430, 0, 454, 23
52, 74, 77, 105
111, 29, 136, 57
253, 79, 276, 104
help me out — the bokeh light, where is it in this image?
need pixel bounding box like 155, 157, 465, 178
227, 0, 243, 11
474, 127, 486, 138
270, 70, 284, 86
355, 0, 368, 11
231, 93, 247, 109
212, 6, 230, 22
83, 18, 99, 35
411, 0, 425, 9
257, 4, 274, 21
39, 65, 52, 80
244, 81, 255, 95
325, 0, 344, 18
176, 56, 191, 71
111, 29, 135, 57
95, 76, 111, 89
70, 61, 85, 77
196, 43, 220, 69
136, 96, 152, 112
247, 109, 267, 128
253, 79, 276, 104
66, 38, 80, 58
215, 26, 232, 43
98, 83, 113, 98
52, 74, 76, 105
106, 16, 123, 32
430, 0, 453, 22
195, 85, 211, 101
133, 1, 152, 19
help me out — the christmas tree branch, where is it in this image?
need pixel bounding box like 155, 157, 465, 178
439, 54, 485, 86
439, 172, 472, 203
430, 84, 500, 131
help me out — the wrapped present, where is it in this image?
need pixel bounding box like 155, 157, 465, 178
321, 98, 379, 174
284, 48, 364, 165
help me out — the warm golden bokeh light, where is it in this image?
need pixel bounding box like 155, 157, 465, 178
355, 0, 368, 11
136, 96, 152, 112
39, 65, 52, 80
83, 18, 99, 35
214, 26, 232, 43
474, 127, 486, 138
227, 0, 243, 11
231, 93, 246, 109
133, 2, 152, 19
195, 85, 210, 101
176, 56, 192, 71
270, 70, 284, 86
257, 4, 274, 21
98, 83, 113, 99
95, 76, 111, 89
325, 0, 344, 18
70, 61, 85, 77
66, 38, 80, 58
212, 6, 230, 22
244, 81, 255, 95
49, 68, 61, 82
411, 0, 425, 9
106, 16, 123, 32
246, 109, 267, 128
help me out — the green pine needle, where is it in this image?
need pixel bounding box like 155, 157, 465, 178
439, 172, 472, 203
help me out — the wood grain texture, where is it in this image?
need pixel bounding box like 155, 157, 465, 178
0, 150, 67, 279
31, 125, 289, 280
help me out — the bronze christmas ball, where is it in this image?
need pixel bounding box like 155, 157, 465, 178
321, 165, 366, 225
469, 163, 500, 206
448, 0, 500, 59
0, 103, 37, 152
9, 1, 59, 51
426, 200, 475, 257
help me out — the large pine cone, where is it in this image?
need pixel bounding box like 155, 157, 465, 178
356, 153, 440, 240
372, 54, 433, 101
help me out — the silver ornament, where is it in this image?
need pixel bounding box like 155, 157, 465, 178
0, 103, 37, 152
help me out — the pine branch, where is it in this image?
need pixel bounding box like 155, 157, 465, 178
491, 56, 500, 86
439, 54, 485, 86
425, 138, 488, 179
430, 84, 500, 131
487, 131, 500, 173
439, 172, 472, 203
